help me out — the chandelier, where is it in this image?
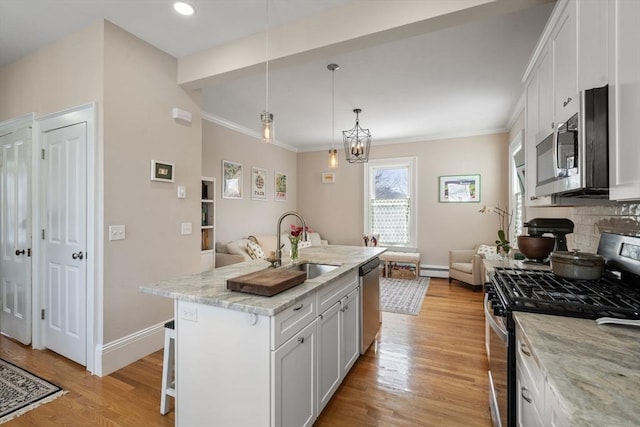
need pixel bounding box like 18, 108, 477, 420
342, 108, 371, 163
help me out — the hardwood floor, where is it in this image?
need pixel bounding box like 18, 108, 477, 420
0, 278, 491, 426
315, 278, 491, 427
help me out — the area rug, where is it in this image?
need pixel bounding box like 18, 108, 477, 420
380, 277, 430, 315
0, 358, 65, 424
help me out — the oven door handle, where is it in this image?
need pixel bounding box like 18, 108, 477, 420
484, 294, 508, 344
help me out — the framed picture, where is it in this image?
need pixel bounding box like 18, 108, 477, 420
275, 171, 287, 201
439, 174, 481, 203
321, 172, 335, 184
222, 160, 243, 199
150, 160, 174, 182
251, 167, 268, 200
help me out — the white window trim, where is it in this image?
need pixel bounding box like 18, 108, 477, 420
509, 130, 524, 247
364, 156, 418, 250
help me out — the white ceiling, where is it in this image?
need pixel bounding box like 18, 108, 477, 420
0, 0, 555, 151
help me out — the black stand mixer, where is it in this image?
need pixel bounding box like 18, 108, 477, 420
523, 218, 575, 252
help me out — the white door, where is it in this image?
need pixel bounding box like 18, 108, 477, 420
0, 127, 32, 345
43, 122, 87, 365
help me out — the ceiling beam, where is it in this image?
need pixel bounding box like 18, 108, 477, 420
177, 0, 553, 90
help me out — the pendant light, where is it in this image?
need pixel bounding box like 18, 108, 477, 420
260, 0, 274, 143
327, 64, 339, 169
343, 108, 372, 163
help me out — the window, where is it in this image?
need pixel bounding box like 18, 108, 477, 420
364, 157, 417, 249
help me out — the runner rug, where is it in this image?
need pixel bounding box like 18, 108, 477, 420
380, 276, 430, 316
0, 358, 65, 424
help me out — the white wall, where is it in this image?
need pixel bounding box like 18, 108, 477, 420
297, 133, 510, 267
0, 20, 203, 374
202, 119, 298, 243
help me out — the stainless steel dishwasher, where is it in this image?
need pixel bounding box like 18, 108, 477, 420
360, 257, 381, 354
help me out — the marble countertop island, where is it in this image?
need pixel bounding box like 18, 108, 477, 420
514, 312, 640, 426
139, 245, 385, 316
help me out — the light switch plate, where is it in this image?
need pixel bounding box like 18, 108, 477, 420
177, 185, 186, 199
109, 225, 126, 241
181, 222, 192, 235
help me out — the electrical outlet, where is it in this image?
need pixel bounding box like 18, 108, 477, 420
109, 225, 126, 241
180, 305, 197, 322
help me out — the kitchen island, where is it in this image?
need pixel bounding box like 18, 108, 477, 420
140, 245, 385, 427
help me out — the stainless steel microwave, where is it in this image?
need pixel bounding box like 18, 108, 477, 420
535, 85, 609, 197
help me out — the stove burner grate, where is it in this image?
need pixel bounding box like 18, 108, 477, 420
492, 267, 640, 319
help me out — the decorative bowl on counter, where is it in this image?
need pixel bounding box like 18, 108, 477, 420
517, 235, 555, 261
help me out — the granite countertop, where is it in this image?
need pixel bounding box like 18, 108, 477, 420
139, 245, 386, 316
514, 312, 640, 426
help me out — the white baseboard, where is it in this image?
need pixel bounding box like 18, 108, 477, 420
420, 264, 449, 278
93, 320, 168, 377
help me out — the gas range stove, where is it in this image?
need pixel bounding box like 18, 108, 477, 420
488, 232, 640, 321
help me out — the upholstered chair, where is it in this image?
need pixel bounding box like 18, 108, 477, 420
448, 244, 496, 291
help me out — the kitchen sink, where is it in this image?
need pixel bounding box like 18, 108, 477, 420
286, 262, 339, 279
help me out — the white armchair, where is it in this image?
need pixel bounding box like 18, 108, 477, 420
448, 244, 494, 291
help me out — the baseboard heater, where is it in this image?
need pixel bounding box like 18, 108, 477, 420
421, 264, 448, 278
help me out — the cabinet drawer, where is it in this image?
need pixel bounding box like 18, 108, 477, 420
516, 328, 545, 401
316, 271, 358, 314
271, 293, 316, 350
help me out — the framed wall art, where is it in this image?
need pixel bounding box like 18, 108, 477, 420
251, 167, 267, 200
275, 171, 287, 201
150, 160, 174, 182
439, 174, 480, 203
222, 160, 243, 199
321, 172, 336, 184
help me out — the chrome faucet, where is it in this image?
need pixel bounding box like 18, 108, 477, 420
275, 211, 307, 267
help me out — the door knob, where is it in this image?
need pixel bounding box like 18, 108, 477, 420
15, 249, 25, 256
72, 251, 84, 260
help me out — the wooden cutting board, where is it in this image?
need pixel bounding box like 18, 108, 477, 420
227, 269, 307, 296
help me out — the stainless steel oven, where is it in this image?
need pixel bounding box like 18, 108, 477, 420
484, 293, 511, 427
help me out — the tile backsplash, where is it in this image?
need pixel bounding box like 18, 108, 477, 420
570, 203, 640, 252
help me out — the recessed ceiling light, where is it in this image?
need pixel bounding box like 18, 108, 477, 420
173, 2, 195, 16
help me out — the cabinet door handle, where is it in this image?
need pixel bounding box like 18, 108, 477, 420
297, 336, 304, 344
530, 196, 538, 201
292, 304, 303, 311
521, 386, 532, 403
520, 343, 531, 357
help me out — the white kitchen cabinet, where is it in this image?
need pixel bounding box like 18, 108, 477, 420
341, 286, 360, 375
608, 0, 640, 201
317, 301, 341, 413
524, 68, 554, 207
545, 381, 571, 427
552, 1, 578, 124
317, 272, 360, 412
516, 326, 545, 427
272, 318, 318, 427
516, 362, 544, 427
537, 47, 554, 142
577, 0, 608, 91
